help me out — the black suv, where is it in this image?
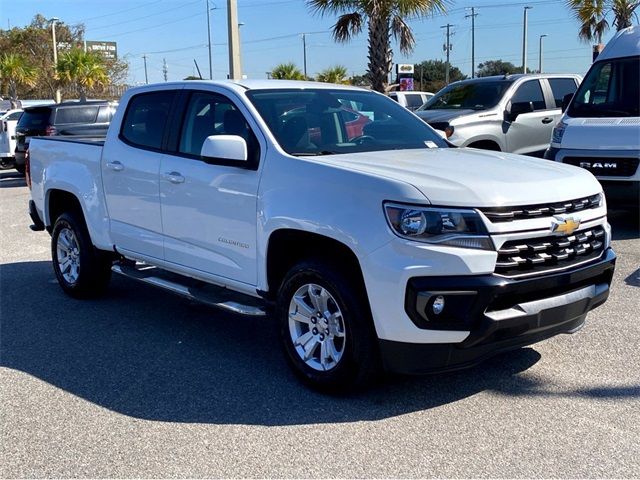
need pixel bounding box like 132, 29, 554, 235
14, 100, 117, 174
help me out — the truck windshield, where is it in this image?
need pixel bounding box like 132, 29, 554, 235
568, 55, 639, 118
245, 88, 448, 156
418, 81, 512, 111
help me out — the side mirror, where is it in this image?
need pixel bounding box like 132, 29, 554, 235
201, 135, 247, 162
505, 101, 534, 122
561, 93, 574, 113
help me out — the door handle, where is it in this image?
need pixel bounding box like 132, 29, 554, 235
106, 161, 124, 171
163, 171, 185, 184
541, 117, 554, 124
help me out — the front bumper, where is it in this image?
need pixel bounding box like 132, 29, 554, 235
380, 248, 616, 375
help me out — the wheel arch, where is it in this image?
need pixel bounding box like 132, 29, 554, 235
264, 229, 368, 302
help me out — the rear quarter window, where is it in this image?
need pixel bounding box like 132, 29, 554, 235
54, 106, 99, 125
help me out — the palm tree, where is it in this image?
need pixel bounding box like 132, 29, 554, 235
566, 0, 639, 43
308, 0, 447, 93
317, 65, 350, 84
0, 54, 38, 108
56, 49, 108, 102
270, 63, 306, 80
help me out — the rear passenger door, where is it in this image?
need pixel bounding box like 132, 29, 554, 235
505, 79, 555, 156
102, 89, 178, 260
543, 76, 578, 126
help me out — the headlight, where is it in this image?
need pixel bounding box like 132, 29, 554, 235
384, 203, 494, 250
551, 121, 567, 144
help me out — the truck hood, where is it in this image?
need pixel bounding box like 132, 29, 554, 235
317, 148, 601, 207
415, 109, 476, 125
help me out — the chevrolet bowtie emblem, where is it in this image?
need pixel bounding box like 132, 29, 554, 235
551, 216, 581, 236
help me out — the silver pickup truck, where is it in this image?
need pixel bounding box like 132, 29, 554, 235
416, 74, 581, 157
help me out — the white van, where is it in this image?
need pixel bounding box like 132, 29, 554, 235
0, 109, 23, 168
545, 26, 639, 208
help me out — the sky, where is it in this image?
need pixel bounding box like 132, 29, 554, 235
0, 0, 625, 85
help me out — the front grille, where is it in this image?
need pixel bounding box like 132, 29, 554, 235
495, 226, 605, 277
480, 194, 601, 223
562, 156, 639, 177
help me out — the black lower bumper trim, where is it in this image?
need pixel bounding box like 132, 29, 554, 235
385, 249, 615, 375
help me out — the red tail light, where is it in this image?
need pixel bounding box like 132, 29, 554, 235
25, 149, 31, 189
45, 125, 57, 136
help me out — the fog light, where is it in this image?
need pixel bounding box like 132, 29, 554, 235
432, 295, 445, 315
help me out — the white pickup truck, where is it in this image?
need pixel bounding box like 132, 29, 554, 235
28, 80, 616, 391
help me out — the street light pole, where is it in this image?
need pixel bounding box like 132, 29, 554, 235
302, 33, 307, 79
539, 34, 548, 73
48, 17, 61, 103
206, 0, 213, 79
522, 6, 532, 74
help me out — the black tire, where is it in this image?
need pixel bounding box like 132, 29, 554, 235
276, 260, 380, 392
51, 211, 112, 298
15, 163, 25, 175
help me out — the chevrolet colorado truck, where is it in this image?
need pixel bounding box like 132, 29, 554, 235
27, 80, 616, 391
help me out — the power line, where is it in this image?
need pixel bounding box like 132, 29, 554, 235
87, 0, 202, 32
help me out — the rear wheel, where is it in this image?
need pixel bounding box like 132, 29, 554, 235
51, 212, 112, 298
276, 260, 379, 392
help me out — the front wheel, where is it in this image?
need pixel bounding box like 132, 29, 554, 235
14, 163, 25, 175
51, 212, 112, 298
276, 260, 379, 392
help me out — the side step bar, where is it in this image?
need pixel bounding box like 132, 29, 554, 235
112, 263, 267, 317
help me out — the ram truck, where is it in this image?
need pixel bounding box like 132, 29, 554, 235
28, 80, 616, 391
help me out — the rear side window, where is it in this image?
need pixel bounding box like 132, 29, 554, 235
121, 91, 176, 150
511, 80, 546, 110
54, 106, 99, 125
17, 108, 52, 128
6, 111, 22, 121
548, 78, 578, 107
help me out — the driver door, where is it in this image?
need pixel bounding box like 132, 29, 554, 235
159, 90, 262, 286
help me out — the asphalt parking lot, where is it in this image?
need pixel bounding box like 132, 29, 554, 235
1, 169, 639, 478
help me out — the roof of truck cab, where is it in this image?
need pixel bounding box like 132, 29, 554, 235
597, 26, 639, 61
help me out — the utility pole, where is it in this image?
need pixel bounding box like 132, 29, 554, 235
206, 0, 213, 79
302, 33, 307, 79
441, 24, 453, 85
227, 0, 242, 80
48, 17, 61, 103
465, 7, 478, 78
538, 34, 548, 73
522, 6, 533, 74
163, 58, 168, 81
142, 54, 149, 84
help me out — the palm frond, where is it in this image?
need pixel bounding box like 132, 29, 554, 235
332, 12, 363, 42
307, 0, 361, 16
394, 0, 449, 18
391, 14, 415, 54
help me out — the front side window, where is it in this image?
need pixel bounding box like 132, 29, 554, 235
121, 91, 175, 150
568, 56, 639, 118
405, 94, 425, 109
6, 111, 23, 121
178, 91, 260, 165
511, 80, 546, 110
548, 78, 578, 108
419, 81, 513, 111
246, 88, 448, 156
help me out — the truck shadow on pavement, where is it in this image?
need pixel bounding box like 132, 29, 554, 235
2, 260, 638, 426
608, 208, 640, 240
0, 170, 26, 189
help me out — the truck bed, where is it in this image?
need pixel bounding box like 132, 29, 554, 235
32, 135, 106, 147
